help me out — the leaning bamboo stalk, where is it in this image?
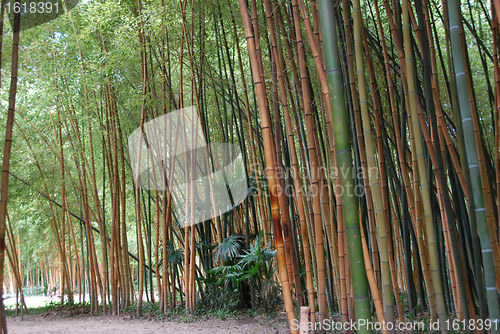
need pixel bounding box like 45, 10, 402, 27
290, 0, 329, 321
264, 0, 315, 315
351, 1, 395, 328
403, 0, 446, 327
67, 11, 111, 311
69, 10, 109, 310
0, 9, 20, 333
15, 118, 77, 308
225, 0, 268, 246
266, 0, 305, 308
238, 1, 297, 332
360, 226, 389, 334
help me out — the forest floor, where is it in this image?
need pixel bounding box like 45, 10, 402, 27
5, 296, 288, 334
7, 313, 288, 334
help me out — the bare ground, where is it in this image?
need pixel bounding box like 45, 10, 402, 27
5, 295, 288, 333
7, 311, 288, 334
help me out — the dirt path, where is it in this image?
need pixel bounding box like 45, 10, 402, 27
7, 314, 287, 334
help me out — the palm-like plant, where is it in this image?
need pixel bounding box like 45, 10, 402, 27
200, 232, 279, 311
213, 234, 244, 264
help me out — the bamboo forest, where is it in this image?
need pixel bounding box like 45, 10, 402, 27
0, 0, 499, 333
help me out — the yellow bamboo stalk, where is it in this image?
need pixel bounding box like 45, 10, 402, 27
403, 0, 446, 329
238, 1, 297, 331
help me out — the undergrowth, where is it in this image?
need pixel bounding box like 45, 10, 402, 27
5, 300, 91, 318
5, 298, 279, 324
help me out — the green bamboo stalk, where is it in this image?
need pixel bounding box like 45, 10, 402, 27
447, 0, 500, 330
317, 0, 372, 332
